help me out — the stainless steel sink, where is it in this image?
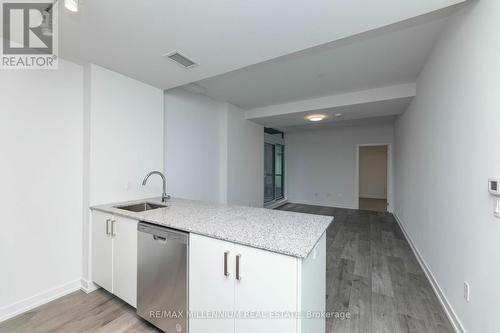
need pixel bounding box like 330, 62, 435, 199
115, 202, 167, 212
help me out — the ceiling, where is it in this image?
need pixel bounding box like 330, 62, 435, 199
252, 97, 413, 131
193, 7, 461, 131
59, 0, 465, 90
283, 115, 398, 133
196, 11, 451, 109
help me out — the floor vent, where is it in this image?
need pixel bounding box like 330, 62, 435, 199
165, 51, 197, 68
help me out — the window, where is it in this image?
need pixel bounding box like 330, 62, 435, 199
264, 143, 275, 203
264, 143, 285, 203
275, 144, 284, 200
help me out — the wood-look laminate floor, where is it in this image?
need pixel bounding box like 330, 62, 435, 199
276, 202, 454, 333
1, 203, 454, 333
0, 289, 161, 333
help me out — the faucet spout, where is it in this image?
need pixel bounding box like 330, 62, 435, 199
142, 171, 170, 203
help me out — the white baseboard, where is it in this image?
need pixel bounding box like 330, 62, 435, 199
80, 278, 99, 294
393, 213, 466, 333
0, 279, 82, 323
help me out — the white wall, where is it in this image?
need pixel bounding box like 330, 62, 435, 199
393, 1, 500, 332
0, 62, 163, 319
226, 104, 264, 207
0, 60, 84, 319
164, 89, 264, 206
359, 145, 388, 199
164, 89, 227, 203
83, 64, 164, 282
87, 65, 164, 206
286, 122, 393, 209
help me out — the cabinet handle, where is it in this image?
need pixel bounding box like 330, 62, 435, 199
105, 219, 111, 235
236, 254, 242, 281
111, 220, 116, 237
224, 251, 230, 278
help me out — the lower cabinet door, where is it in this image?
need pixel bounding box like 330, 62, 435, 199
189, 234, 235, 333
91, 210, 113, 293
234, 245, 298, 333
112, 216, 138, 307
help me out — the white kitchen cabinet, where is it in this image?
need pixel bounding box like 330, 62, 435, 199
112, 215, 138, 307
91, 210, 113, 292
189, 233, 235, 333
91, 211, 138, 307
233, 244, 297, 333
189, 233, 326, 333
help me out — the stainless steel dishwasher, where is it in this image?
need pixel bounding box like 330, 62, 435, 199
137, 222, 188, 333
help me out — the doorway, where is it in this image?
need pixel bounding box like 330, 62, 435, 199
264, 143, 285, 204
357, 145, 389, 212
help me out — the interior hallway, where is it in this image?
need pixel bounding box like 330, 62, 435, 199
276, 203, 454, 333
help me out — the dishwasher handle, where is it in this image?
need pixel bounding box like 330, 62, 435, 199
153, 235, 168, 244
138, 222, 188, 244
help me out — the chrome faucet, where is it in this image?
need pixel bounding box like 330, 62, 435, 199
142, 171, 170, 203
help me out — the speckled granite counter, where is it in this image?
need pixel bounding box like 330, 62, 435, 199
91, 197, 332, 258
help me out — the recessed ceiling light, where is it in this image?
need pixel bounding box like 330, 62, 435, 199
335, 113, 343, 117
64, 0, 78, 12
307, 114, 326, 122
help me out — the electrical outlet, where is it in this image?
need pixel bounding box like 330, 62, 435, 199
464, 282, 470, 302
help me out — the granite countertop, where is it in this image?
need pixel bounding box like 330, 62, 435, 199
91, 197, 333, 258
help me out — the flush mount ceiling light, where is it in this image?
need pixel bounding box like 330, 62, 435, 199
306, 114, 326, 122
64, 0, 78, 12
335, 113, 343, 117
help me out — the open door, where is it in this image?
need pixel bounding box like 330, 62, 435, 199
358, 145, 388, 212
